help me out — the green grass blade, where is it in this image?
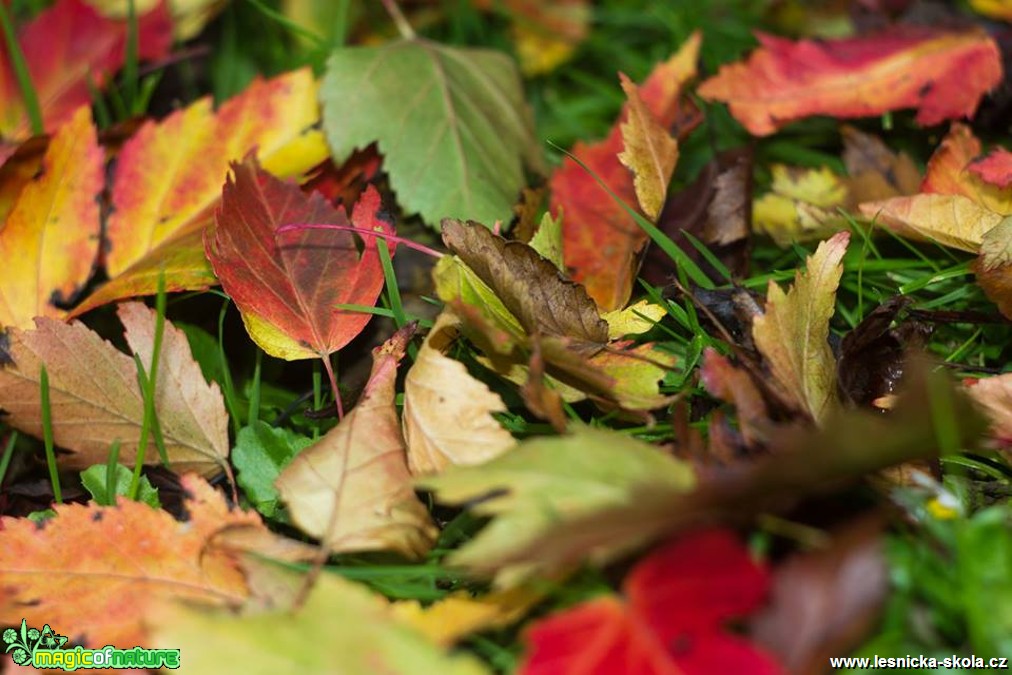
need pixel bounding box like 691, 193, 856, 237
0, 1, 43, 135
0, 431, 18, 487
39, 366, 62, 503
129, 272, 167, 499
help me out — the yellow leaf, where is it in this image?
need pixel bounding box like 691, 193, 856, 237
276, 328, 437, 558
970, 0, 1012, 21
602, 299, 667, 338
618, 73, 678, 221
753, 232, 849, 423
0, 107, 101, 329
84, 0, 226, 40
859, 193, 1003, 252
974, 216, 1012, 320
402, 312, 515, 475
392, 586, 545, 646
753, 164, 850, 246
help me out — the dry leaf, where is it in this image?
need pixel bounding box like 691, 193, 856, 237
860, 193, 1002, 252
753, 232, 849, 423
0, 304, 229, 476
617, 73, 678, 220
276, 326, 436, 559
402, 312, 515, 475
753, 165, 850, 246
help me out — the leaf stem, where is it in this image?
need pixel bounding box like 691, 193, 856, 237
321, 354, 344, 420
275, 223, 444, 259
379, 0, 415, 40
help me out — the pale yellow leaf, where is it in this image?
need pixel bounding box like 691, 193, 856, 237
618, 73, 678, 220
859, 193, 1003, 252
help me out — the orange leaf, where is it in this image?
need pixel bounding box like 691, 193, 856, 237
618, 73, 679, 221
0, 304, 230, 476
698, 27, 1002, 136
275, 326, 437, 558
71, 69, 329, 316
206, 158, 391, 360
551, 32, 701, 311
922, 123, 1012, 214
0, 107, 101, 330
0, 475, 256, 648
0, 0, 171, 144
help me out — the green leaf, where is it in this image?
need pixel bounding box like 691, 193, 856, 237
233, 421, 312, 518
80, 464, 160, 508
321, 39, 541, 227
417, 425, 695, 586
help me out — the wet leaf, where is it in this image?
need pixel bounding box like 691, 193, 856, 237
699, 26, 1002, 136
322, 39, 541, 227
753, 232, 849, 423
276, 326, 437, 559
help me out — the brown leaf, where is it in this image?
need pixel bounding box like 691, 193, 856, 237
841, 125, 921, 204
276, 326, 437, 558
752, 514, 889, 675
440, 219, 608, 345
700, 348, 771, 447
402, 312, 515, 475
617, 73, 678, 221
0, 304, 229, 476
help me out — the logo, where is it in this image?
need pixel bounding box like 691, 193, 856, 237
3, 619, 180, 671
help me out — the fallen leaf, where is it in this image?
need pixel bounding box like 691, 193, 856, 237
975, 217, 1012, 321
528, 211, 564, 271
0, 107, 101, 330
698, 26, 1002, 136
552, 32, 702, 310
476, 0, 590, 76
753, 165, 850, 246
441, 219, 608, 345
0, 0, 171, 145
322, 39, 541, 227
921, 123, 1011, 215
84, 0, 227, 40
276, 326, 437, 559
232, 422, 313, 518
402, 312, 514, 475
970, 0, 1012, 21
602, 300, 668, 338
72, 69, 329, 315
841, 125, 921, 204
206, 158, 392, 361
970, 147, 1012, 188
618, 73, 679, 221
393, 585, 545, 646
701, 348, 771, 447
752, 515, 889, 675
150, 570, 490, 675
0, 474, 256, 648
859, 193, 1003, 252
966, 367, 1012, 458
0, 304, 230, 476
519, 529, 782, 675
418, 425, 696, 586
753, 232, 849, 423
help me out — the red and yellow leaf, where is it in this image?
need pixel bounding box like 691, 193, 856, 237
921, 124, 1012, 215
0, 475, 257, 648
0, 0, 171, 144
0, 107, 101, 330
550, 32, 701, 311
698, 27, 1002, 136
206, 158, 391, 361
71, 69, 329, 316
970, 147, 1012, 189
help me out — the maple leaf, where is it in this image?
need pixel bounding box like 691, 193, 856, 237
0, 475, 257, 648
698, 26, 1002, 136
0, 107, 101, 330
417, 425, 696, 586
206, 158, 391, 361
71, 69, 329, 316
617, 73, 679, 221
519, 529, 783, 675
753, 231, 848, 424
150, 571, 490, 675
276, 326, 437, 559
0, 304, 230, 476
0, 0, 171, 147
321, 38, 541, 227
402, 311, 515, 475
551, 32, 701, 311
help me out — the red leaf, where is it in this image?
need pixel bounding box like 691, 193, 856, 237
970, 147, 1012, 188
205, 157, 392, 360
699, 26, 1002, 136
520, 528, 783, 675
0, 0, 172, 143
550, 32, 701, 312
